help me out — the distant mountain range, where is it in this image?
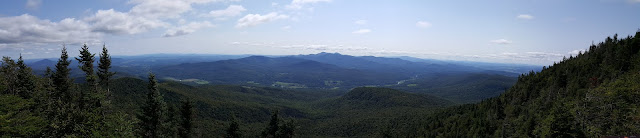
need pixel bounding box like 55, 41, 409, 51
25, 52, 539, 103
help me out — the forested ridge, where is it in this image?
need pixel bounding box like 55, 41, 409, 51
420, 30, 640, 137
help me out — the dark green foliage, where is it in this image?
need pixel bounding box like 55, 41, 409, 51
390, 73, 516, 103
46, 46, 78, 137
421, 30, 640, 137
166, 104, 179, 137
76, 44, 97, 86
138, 73, 168, 138
98, 44, 115, 97
106, 77, 451, 137
53, 46, 72, 100
0, 56, 35, 98
339, 87, 452, 108
262, 110, 279, 137
307, 87, 450, 137
1, 56, 17, 95
1, 45, 133, 137
93, 112, 137, 137
179, 99, 195, 138
226, 114, 241, 138
75, 44, 105, 111
0, 95, 46, 137
261, 110, 294, 138
15, 55, 36, 99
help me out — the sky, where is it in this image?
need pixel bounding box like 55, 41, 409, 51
0, 0, 639, 65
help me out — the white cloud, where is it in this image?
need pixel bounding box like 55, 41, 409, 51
568, 49, 586, 55
87, 0, 239, 35
209, 5, 246, 18
84, 9, 168, 35
128, 0, 194, 19
278, 44, 369, 51
236, 12, 289, 28
490, 39, 513, 45
371, 50, 419, 55
25, 0, 42, 10
352, 29, 372, 34
163, 21, 214, 37
0, 0, 242, 46
416, 21, 432, 28
467, 51, 564, 63
286, 0, 332, 10
517, 14, 534, 20
524, 52, 563, 60
0, 14, 101, 44
354, 20, 367, 25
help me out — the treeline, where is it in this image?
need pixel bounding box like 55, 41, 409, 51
0, 45, 294, 137
420, 30, 640, 137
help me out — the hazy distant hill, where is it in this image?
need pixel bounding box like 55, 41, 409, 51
24, 52, 537, 103
294, 52, 488, 77
156, 56, 403, 88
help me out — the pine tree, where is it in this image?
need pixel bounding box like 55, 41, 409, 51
139, 73, 168, 138
76, 44, 104, 110
262, 110, 280, 138
278, 120, 295, 138
47, 45, 75, 137
75, 44, 109, 136
226, 114, 240, 138
76, 44, 97, 87
179, 99, 195, 138
52, 45, 72, 101
15, 55, 35, 99
261, 110, 295, 138
97, 44, 115, 97
167, 104, 179, 137
0, 56, 17, 95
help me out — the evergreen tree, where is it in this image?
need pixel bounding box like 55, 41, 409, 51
97, 44, 115, 97
139, 73, 168, 138
226, 114, 240, 138
167, 104, 179, 137
47, 45, 75, 137
0, 56, 17, 95
75, 44, 108, 136
179, 99, 195, 138
15, 55, 35, 99
52, 45, 72, 101
278, 120, 295, 138
0, 95, 46, 137
76, 44, 97, 87
75, 44, 104, 110
261, 110, 296, 138
262, 110, 280, 138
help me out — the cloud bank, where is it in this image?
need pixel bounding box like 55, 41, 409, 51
236, 12, 289, 28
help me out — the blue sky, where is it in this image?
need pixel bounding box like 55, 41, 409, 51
0, 0, 639, 65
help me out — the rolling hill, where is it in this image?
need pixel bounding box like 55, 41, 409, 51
106, 77, 453, 137
155, 56, 405, 88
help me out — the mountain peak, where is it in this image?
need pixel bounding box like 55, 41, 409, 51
316, 52, 342, 56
